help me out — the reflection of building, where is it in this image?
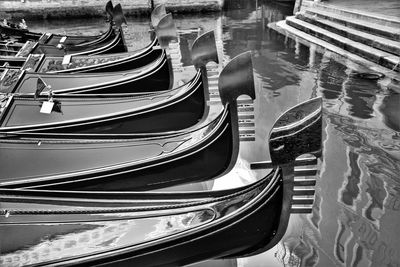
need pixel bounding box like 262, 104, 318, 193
276, 233, 320, 267
343, 77, 380, 120
379, 93, 400, 132
339, 150, 361, 209
273, 106, 400, 266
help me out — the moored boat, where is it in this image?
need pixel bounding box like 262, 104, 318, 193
0, 96, 323, 266
0, 3, 128, 58
0, 47, 171, 95
0, 51, 254, 191
0, 12, 176, 74
0, 1, 115, 45
0, 31, 220, 135
0, 13, 184, 99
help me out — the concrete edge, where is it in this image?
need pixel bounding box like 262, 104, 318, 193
270, 20, 400, 83
0, 1, 223, 20
300, 1, 400, 27
294, 13, 400, 56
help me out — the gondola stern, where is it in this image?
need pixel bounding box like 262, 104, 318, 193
191, 30, 219, 69
257, 97, 323, 253
269, 97, 323, 166
231, 97, 323, 257
218, 51, 256, 106
154, 13, 178, 49
105, 0, 114, 23
151, 5, 167, 28
113, 3, 128, 29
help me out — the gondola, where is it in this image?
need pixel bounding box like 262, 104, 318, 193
0, 12, 175, 74
1, 2, 166, 46
0, 31, 219, 134
0, 52, 255, 191
0, 3, 128, 58
0, 96, 323, 267
0, 30, 218, 136
0, 47, 171, 95
0, 1, 115, 45
0, 13, 180, 97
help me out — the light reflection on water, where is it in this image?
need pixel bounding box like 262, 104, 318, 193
25, 0, 400, 266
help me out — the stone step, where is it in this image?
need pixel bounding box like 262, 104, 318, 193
304, 8, 400, 41
293, 178, 317, 187
290, 206, 313, 214
301, 2, 400, 29
297, 13, 400, 56
239, 135, 255, 142
238, 121, 255, 128
250, 157, 318, 169
293, 188, 315, 196
285, 16, 400, 72
292, 197, 314, 205
239, 128, 255, 135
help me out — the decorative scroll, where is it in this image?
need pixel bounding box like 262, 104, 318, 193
0, 69, 22, 93
40, 55, 125, 72
21, 54, 42, 71
15, 41, 36, 57
0, 94, 10, 115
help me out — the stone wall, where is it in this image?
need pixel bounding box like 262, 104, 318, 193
0, 0, 224, 20
154, 0, 224, 13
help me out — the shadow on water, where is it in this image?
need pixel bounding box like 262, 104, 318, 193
24, 0, 400, 266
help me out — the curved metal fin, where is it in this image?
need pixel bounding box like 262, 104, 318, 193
191, 30, 219, 69
35, 76, 48, 99
105, 0, 114, 21
154, 13, 177, 48
113, 4, 127, 28
218, 51, 255, 105
151, 5, 167, 28
269, 97, 323, 165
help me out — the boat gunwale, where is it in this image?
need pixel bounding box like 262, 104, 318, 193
0, 67, 202, 133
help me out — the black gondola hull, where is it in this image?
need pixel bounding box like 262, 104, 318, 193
0, 69, 202, 135
0, 169, 283, 267
0, 108, 234, 191
0, 47, 170, 96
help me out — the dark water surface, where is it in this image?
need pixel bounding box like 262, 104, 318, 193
26, 1, 400, 266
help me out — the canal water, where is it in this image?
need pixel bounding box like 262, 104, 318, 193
25, 0, 400, 266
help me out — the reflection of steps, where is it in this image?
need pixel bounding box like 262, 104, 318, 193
282, 3, 400, 72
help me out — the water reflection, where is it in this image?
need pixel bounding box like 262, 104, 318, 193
339, 150, 361, 209
343, 75, 381, 120
319, 55, 347, 101
22, 0, 400, 266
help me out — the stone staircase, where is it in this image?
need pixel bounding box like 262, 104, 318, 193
283, 2, 400, 73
